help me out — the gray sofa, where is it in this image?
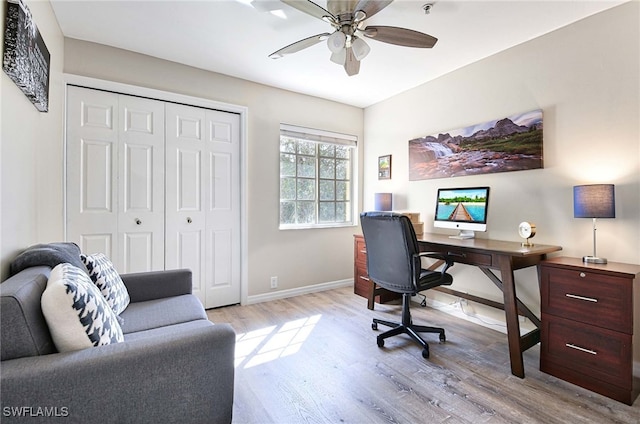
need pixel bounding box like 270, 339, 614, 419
1, 265, 236, 423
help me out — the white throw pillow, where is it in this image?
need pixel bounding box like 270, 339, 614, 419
42, 263, 124, 352
81, 253, 130, 315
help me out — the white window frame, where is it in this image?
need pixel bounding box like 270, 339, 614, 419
279, 124, 357, 230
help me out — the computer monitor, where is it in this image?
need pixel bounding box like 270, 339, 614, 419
434, 187, 490, 239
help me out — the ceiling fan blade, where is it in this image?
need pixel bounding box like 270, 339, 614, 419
362, 25, 437, 48
269, 33, 332, 58
353, 0, 393, 20
281, 0, 335, 22
343, 47, 360, 76
327, 0, 358, 16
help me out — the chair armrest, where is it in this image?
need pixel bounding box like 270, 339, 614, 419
0, 321, 235, 424
416, 252, 454, 273
120, 269, 192, 302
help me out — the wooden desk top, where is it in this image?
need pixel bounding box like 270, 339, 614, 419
417, 232, 562, 258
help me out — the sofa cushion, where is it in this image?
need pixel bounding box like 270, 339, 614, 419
0, 267, 56, 361
41, 263, 124, 352
81, 253, 130, 314
9, 242, 85, 276
119, 294, 207, 334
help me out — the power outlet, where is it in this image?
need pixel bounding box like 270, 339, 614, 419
270, 276, 278, 289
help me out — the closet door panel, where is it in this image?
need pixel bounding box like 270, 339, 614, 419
165, 103, 207, 305
118, 95, 165, 273
67, 86, 119, 261
204, 110, 241, 308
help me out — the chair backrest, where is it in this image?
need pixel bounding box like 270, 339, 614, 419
360, 212, 420, 294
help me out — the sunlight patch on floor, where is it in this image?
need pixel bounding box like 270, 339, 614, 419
234, 314, 321, 368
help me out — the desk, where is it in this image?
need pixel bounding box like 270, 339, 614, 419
417, 233, 562, 378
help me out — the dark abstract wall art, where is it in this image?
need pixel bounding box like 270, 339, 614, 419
3, 0, 50, 112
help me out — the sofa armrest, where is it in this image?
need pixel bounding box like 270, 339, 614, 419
0, 321, 235, 424
120, 268, 192, 302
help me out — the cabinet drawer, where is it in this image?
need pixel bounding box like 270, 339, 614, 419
541, 314, 632, 390
355, 238, 367, 267
442, 248, 492, 267
419, 243, 492, 267
541, 266, 632, 333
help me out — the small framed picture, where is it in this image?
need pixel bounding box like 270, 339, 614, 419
378, 155, 392, 180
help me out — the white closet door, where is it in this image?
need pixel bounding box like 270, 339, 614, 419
118, 95, 165, 273
204, 109, 241, 308
165, 103, 207, 304
66, 87, 119, 260
165, 104, 241, 308
66, 86, 165, 273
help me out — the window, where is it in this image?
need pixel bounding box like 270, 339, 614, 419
279, 124, 357, 229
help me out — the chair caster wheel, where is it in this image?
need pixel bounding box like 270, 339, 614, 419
372, 322, 378, 330
377, 337, 384, 348
439, 333, 446, 343
422, 348, 430, 359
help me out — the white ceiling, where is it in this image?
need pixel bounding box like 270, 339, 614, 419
50, 0, 627, 108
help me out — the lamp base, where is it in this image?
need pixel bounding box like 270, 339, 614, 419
583, 256, 607, 264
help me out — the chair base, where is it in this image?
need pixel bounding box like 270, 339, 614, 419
372, 294, 445, 359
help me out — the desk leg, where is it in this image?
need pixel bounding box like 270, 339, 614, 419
497, 255, 525, 378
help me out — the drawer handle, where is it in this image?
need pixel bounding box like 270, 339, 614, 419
565, 293, 598, 303
579, 272, 586, 278
447, 251, 466, 258
360, 249, 367, 254
359, 276, 370, 281
566, 343, 597, 355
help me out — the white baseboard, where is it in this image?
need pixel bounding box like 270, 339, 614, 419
245, 278, 353, 305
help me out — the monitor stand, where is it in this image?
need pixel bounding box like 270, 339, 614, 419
449, 230, 475, 240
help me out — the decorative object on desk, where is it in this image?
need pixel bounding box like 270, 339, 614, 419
2, 0, 50, 112
373, 193, 392, 211
573, 184, 615, 264
378, 155, 391, 180
518, 221, 536, 247
408, 109, 543, 180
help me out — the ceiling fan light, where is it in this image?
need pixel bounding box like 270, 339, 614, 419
351, 37, 370, 61
327, 31, 346, 53
330, 49, 346, 65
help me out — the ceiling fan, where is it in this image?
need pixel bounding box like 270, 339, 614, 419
268, 0, 438, 76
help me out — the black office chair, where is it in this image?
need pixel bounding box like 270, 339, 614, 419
360, 212, 454, 359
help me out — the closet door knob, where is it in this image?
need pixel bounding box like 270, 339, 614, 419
187, 217, 193, 224
135, 218, 142, 225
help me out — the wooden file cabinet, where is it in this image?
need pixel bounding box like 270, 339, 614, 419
540, 257, 640, 405
354, 235, 399, 309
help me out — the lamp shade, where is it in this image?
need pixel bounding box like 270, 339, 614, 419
573, 184, 615, 218
374, 193, 392, 211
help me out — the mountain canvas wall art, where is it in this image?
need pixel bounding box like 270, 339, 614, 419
409, 110, 543, 180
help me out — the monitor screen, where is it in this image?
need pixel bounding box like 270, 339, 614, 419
434, 187, 490, 238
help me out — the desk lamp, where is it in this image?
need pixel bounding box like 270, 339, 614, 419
374, 193, 392, 211
573, 184, 615, 264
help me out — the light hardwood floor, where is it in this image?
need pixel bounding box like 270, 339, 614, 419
207, 286, 640, 424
